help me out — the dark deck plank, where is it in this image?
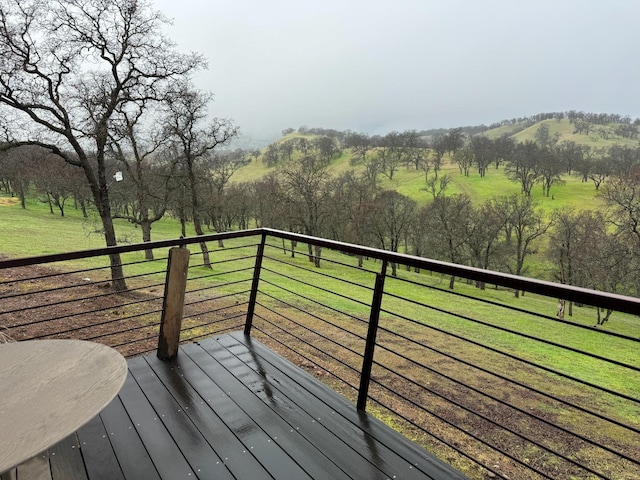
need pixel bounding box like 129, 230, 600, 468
179, 343, 316, 479
48, 434, 87, 480
127, 356, 236, 480
184, 340, 353, 479
222, 332, 468, 480
145, 352, 289, 479
76, 413, 124, 480
203, 336, 396, 480
10, 332, 468, 480
115, 370, 197, 478
97, 395, 161, 480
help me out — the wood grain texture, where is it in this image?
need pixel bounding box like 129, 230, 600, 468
7, 333, 469, 479
157, 247, 190, 359
49, 434, 87, 480
0, 340, 128, 473
16, 454, 51, 480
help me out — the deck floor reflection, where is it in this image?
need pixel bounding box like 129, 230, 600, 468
10, 332, 468, 480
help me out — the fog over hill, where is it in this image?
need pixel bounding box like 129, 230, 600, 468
154, 0, 640, 143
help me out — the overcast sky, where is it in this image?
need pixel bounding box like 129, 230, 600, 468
152, 0, 640, 143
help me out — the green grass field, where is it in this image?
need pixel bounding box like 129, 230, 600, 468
1, 116, 637, 479
1, 193, 638, 479
510, 119, 639, 149
231, 123, 611, 214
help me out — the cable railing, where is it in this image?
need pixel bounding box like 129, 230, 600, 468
0, 232, 255, 356
247, 229, 640, 480
0, 228, 638, 479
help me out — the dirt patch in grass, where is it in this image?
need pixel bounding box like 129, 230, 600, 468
0, 197, 19, 206
1, 260, 637, 480
0, 259, 243, 357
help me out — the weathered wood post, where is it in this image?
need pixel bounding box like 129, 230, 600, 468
157, 246, 190, 360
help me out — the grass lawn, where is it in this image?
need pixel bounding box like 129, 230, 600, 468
2, 196, 638, 479
233, 131, 610, 215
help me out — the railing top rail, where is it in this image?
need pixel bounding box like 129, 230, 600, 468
2, 227, 639, 316
261, 228, 640, 317
0, 229, 260, 269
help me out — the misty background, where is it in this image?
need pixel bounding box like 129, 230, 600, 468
153, 0, 640, 144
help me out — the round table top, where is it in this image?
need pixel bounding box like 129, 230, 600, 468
0, 339, 128, 473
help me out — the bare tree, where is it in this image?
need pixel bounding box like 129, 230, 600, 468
602, 167, 640, 250
547, 209, 607, 316
422, 194, 473, 288
466, 201, 508, 288
469, 135, 494, 177
377, 131, 408, 180
33, 153, 80, 216
106, 102, 182, 259
0, 146, 40, 208
346, 132, 371, 166
494, 195, 554, 297
361, 190, 416, 276
0, 0, 203, 290
163, 85, 238, 268
536, 147, 563, 197
278, 154, 333, 267
454, 144, 474, 177
443, 127, 465, 157
423, 174, 451, 199
505, 141, 540, 196
430, 134, 447, 178
202, 149, 250, 247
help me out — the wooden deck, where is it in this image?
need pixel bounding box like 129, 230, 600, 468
5, 332, 468, 480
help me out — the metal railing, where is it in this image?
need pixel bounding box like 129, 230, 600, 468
0, 228, 638, 480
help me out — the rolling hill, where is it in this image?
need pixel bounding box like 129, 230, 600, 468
232, 113, 639, 212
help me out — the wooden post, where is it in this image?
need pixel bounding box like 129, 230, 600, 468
157, 246, 190, 360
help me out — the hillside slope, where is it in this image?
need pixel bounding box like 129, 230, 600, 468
231, 114, 634, 211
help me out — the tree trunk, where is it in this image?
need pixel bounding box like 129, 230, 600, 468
141, 220, 154, 260
449, 275, 455, 290
187, 160, 211, 269
91, 173, 127, 291
99, 208, 127, 292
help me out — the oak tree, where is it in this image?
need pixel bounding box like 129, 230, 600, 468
0, 0, 203, 289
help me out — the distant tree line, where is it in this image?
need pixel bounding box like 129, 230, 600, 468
4, 119, 640, 324
390, 110, 640, 140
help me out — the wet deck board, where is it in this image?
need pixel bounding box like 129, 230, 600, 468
7, 332, 468, 480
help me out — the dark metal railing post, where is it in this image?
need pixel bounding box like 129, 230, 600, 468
245, 233, 267, 336
357, 260, 388, 411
